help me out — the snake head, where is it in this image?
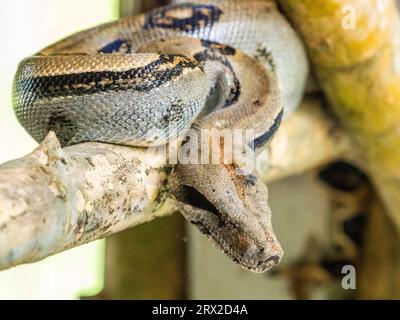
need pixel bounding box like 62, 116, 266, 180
169, 162, 283, 272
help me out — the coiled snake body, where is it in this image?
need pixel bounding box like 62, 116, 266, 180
13, 0, 308, 272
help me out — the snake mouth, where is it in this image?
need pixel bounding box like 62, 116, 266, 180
263, 255, 281, 265
256, 255, 281, 272
218, 239, 283, 273
226, 252, 282, 273
246, 253, 282, 273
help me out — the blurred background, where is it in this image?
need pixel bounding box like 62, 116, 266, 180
0, 0, 398, 300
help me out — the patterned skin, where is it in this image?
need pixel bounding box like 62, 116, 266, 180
13, 0, 308, 272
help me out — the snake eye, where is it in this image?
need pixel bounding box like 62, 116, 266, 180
173, 185, 220, 215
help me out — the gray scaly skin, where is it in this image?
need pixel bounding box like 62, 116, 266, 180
13, 0, 308, 272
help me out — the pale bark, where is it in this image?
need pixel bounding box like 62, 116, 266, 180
0, 97, 350, 271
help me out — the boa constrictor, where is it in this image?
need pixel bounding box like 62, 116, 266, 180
13, 0, 309, 272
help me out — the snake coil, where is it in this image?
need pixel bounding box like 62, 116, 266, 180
13, 0, 308, 272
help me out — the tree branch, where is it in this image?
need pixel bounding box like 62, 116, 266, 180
0, 97, 350, 271
278, 0, 400, 232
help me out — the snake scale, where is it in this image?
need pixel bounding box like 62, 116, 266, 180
13, 0, 308, 272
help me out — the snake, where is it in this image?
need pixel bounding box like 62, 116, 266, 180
13, 0, 309, 272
